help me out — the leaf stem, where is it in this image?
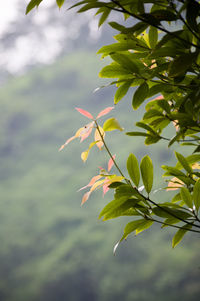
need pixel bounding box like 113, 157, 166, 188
146, 216, 200, 233
94, 120, 129, 183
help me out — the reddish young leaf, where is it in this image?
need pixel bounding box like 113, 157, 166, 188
79, 175, 102, 191
59, 135, 77, 151
108, 154, 116, 171
96, 107, 114, 119
103, 184, 110, 195
167, 177, 184, 191
76, 107, 94, 119
81, 191, 91, 205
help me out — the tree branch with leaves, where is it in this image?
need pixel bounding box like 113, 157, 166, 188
26, 0, 200, 250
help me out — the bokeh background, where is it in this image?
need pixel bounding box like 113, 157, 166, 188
0, 1, 199, 300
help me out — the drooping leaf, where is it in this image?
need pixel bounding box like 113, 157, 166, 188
114, 80, 132, 104
127, 153, 140, 187
103, 118, 123, 131
168, 53, 197, 77
175, 152, 193, 174
56, 0, 65, 8
79, 175, 102, 191
172, 225, 192, 248
121, 219, 152, 241
26, 0, 43, 14
135, 220, 153, 235
81, 150, 89, 162
180, 187, 193, 208
140, 155, 153, 194
148, 26, 158, 49
161, 217, 181, 228
108, 154, 116, 172
193, 180, 200, 212
59, 135, 77, 151
98, 7, 110, 27
81, 191, 91, 206
132, 82, 149, 110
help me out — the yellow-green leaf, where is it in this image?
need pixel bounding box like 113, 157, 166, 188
56, 0, 65, 8
127, 153, 140, 187
148, 26, 158, 48
103, 118, 123, 131
180, 187, 193, 208
172, 225, 192, 248
132, 82, 149, 110
140, 155, 153, 194
193, 180, 200, 212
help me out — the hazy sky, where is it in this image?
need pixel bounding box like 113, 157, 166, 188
0, 1, 101, 75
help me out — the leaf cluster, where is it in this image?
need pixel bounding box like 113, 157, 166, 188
26, 0, 200, 249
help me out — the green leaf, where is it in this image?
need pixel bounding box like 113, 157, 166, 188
97, 41, 137, 56
114, 80, 132, 104
114, 184, 144, 200
99, 63, 130, 78
162, 166, 186, 177
175, 152, 193, 174
103, 118, 123, 131
111, 53, 139, 73
145, 134, 161, 145
98, 7, 110, 27
152, 207, 192, 219
161, 217, 181, 228
135, 219, 153, 235
56, 0, 65, 8
140, 155, 153, 194
108, 21, 126, 31
121, 219, 152, 240
148, 26, 158, 49
127, 153, 140, 187
126, 131, 152, 137
168, 53, 197, 77
151, 9, 178, 21
103, 200, 141, 221
136, 121, 158, 135
186, 0, 200, 32
180, 187, 193, 208
108, 182, 124, 189
132, 82, 149, 110
193, 180, 200, 212
176, 154, 200, 169
172, 225, 192, 248
99, 196, 131, 220
26, 0, 43, 14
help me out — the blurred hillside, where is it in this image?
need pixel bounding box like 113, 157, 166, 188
0, 51, 199, 301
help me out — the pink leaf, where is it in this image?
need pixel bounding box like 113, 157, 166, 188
76, 107, 94, 119
80, 124, 94, 142
59, 135, 77, 151
108, 154, 116, 171
96, 107, 114, 119
81, 191, 91, 205
78, 175, 102, 191
103, 184, 110, 196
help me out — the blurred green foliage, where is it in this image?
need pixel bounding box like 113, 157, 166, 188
0, 52, 199, 300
